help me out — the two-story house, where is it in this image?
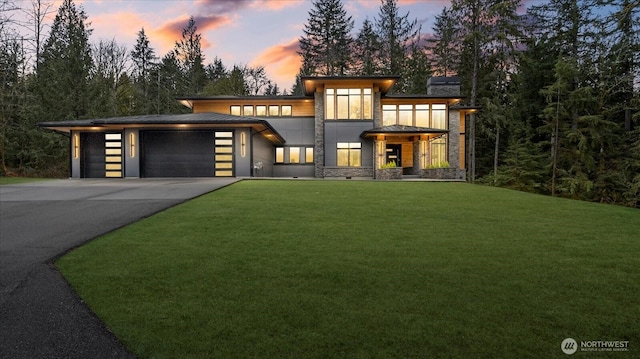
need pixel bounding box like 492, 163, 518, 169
38, 76, 477, 180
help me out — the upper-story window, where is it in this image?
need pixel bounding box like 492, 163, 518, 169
326, 88, 372, 120
230, 105, 292, 117
382, 103, 447, 129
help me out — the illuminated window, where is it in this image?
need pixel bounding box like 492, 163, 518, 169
230, 106, 241, 116
398, 104, 413, 126
431, 137, 447, 165
415, 104, 429, 127
243, 105, 254, 116
382, 105, 396, 126
256, 105, 267, 116
305, 147, 314, 163
104, 133, 122, 178
432, 104, 447, 129
337, 142, 361, 167
275, 147, 284, 163
289, 147, 300, 163
269, 105, 279, 116
326, 88, 372, 120
326, 89, 335, 120
281, 105, 292, 116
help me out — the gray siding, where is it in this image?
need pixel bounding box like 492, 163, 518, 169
324, 121, 374, 167
251, 130, 274, 177
234, 129, 251, 177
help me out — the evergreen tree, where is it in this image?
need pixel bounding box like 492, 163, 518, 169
130, 28, 157, 114
428, 7, 459, 77
374, 0, 420, 91
352, 17, 380, 75
37, 0, 92, 120
174, 16, 206, 95
298, 0, 354, 76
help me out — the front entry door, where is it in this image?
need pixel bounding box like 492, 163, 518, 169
386, 144, 401, 166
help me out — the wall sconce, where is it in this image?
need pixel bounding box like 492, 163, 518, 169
240, 132, 246, 157
129, 132, 136, 158
73, 133, 80, 159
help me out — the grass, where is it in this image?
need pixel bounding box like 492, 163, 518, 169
0, 176, 54, 185
56, 180, 640, 358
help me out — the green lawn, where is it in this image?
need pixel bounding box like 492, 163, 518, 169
57, 180, 640, 358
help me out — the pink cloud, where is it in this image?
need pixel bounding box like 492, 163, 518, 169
153, 14, 231, 52
250, 38, 301, 89
250, 0, 304, 11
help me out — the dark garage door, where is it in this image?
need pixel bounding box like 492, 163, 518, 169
141, 130, 215, 177
81, 132, 105, 178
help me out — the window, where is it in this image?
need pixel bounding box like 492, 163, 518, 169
230, 106, 241, 116
256, 105, 267, 116
243, 105, 254, 116
269, 105, 279, 116
326, 88, 372, 120
431, 137, 447, 165
337, 142, 361, 167
432, 104, 447, 129
289, 147, 300, 163
326, 89, 335, 120
305, 147, 314, 163
383, 105, 396, 126
398, 104, 413, 126
275, 147, 284, 163
281, 105, 292, 116
415, 104, 429, 127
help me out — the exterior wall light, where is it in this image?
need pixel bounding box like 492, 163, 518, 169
240, 132, 246, 157
73, 133, 80, 159
130, 132, 135, 158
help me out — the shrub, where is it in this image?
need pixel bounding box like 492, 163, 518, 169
424, 161, 450, 169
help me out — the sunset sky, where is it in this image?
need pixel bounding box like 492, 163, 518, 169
23, 0, 450, 90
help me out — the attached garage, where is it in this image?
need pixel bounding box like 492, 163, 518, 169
37, 112, 285, 179
141, 130, 216, 177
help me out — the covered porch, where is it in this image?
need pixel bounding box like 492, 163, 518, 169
362, 126, 465, 180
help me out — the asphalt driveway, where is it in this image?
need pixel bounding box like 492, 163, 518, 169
0, 178, 239, 358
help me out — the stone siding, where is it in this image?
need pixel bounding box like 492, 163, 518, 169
314, 91, 324, 178
323, 167, 374, 178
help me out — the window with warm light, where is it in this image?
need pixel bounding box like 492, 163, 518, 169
256, 105, 267, 116
326, 88, 372, 120
305, 147, 314, 163
269, 105, 279, 116
431, 137, 447, 164
230, 106, 241, 116
337, 142, 361, 167
243, 105, 254, 116
289, 147, 300, 163
432, 104, 447, 129
415, 104, 429, 127
275, 147, 284, 163
382, 105, 396, 126
281, 105, 292, 116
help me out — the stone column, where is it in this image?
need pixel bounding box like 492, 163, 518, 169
448, 109, 460, 169
314, 90, 324, 178
373, 138, 386, 179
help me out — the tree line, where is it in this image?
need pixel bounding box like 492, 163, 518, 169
1, 0, 638, 208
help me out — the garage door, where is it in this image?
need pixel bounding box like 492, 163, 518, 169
141, 130, 216, 177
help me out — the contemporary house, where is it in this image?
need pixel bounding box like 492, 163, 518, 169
38, 76, 477, 180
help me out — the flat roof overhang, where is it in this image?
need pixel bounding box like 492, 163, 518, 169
37, 112, 286, 144
361, 125, 449, 139
301, 76, 401, 96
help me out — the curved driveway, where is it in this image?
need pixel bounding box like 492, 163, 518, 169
0, 178, 238, 358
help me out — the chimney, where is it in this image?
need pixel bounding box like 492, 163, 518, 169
427, 76, 460, 96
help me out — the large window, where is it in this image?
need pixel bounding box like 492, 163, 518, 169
432, 104, 447, 129
382, 103, 447, 129
326, 88, 372, 120
337, 142, 361, 167
430, 137, 447, 165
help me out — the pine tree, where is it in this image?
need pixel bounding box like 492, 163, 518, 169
374, 0, 420, 91
174, 16, 206, 95
352, 17, 380, 75
298, 0, 354, 76
428, 7, 459, 77
37, 0, 92, 120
